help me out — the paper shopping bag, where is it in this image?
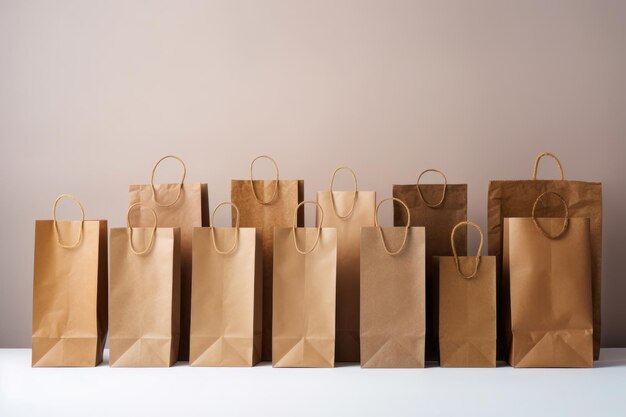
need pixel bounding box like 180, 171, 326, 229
393, 169, 467, 361
489, 152, 601, 359
109, 204, 181, 367
504, 192, 593, 368
190, 202, 263, 367
360, 198, 426, 368
272, 201, 336, 367
316, 167, 376, 361
438, 221, 496, 368
32, 194, 108, 367
232, 155, 304, 360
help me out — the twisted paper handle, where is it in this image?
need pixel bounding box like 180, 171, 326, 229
249, 155, 280, 205
210, 202, 240, 255
416, 169, 448, 208
375, 197, 411, 256
127, 203, 157, 255
52, 194, 85, 248
150, 155, 187, 207
329, 166, 358, 219
450, 221, 483, 279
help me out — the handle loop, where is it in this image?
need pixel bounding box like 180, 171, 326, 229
416, 169, 448, 208
329, 166, 359, 219
375, 197, 411, 256
450, 221, 483, 279
210, 202, 240, 255
150, 155, 187, 207
532, 152, 565, 180
127, 203, 157, 255
52, 194, 85, 248
249, 155, 279, 205
292, 201, 324, 255
531, 191, 569, 239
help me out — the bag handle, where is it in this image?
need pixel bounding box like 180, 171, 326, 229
450, 221, 483, 279
52, 194, 85, 248
416, 169, 448, 208
150, 155, 187, 207
531, 191, 569, 239
532, 152, 565, 180
329, 166, 358, 219
249, 155, 280, 205
292, 201, 324, 255
210, 201, 240, 255
127, 203, 157, 255
375, 197, 410, 256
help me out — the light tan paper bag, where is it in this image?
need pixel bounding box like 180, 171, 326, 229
190, 202, 263, 367
504, 192, 593, 368
109, 204, 181, 367
360, 198, 426, 368
393, 169, 467, 361
32, 194, 108, 367
489, 152, 602, 359
438, 221, 496, 368
232, 155, 304, 360
128, 155, 208, 361
272, 201, 337, 368
316, 167, 376, 362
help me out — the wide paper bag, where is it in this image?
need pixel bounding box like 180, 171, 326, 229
128, 155, 208, 361
438, 221, 496, 368
109, 204, 181, 367
32, 195, 108, 367
504, 192, 593, 368
232, 155, 303, 360
316, 167, 375, 361
361, 198, 425, 368
489, 152, 601, 358
393, 169, 467, 361
272, 201, 336, 368
190, 202, 262, 367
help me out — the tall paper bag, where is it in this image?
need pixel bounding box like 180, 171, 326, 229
32, 194, 108, 367
316, 167, 375, 361
361, 198, 425, 368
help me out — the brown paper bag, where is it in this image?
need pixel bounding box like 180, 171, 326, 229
360, 198, 426, 368
438, 221, 496, 368
190, 202, 262, 367
504, 192, 593, 368
232, 155, 304, 360
128, 155, 209, 361
272, 201, 336, 367
489, 152, 602, 359
316, 167, 376, 362
109, 204, 181, 367
32, 195, 108, 367
393, 169, 467, 361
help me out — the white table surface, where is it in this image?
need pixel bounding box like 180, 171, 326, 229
1, 348, 625, 417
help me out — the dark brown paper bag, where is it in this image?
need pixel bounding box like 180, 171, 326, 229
32, 194, 108, 367
393, 169, 467, 360
232, 155, 304, 360
438, 221, 496, 368
272, 201, 336, 368
190, 202, 263, 367
128, 155, 209, 361
316, 167, 376, 361
360, 198, 425, 368
488, 152, 602, 359
109, 204, 181, 367
503, 192, 593, 368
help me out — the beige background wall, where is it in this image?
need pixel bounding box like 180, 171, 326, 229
1, 0, 624, 348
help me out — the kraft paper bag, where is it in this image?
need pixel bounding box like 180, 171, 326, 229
232, 155, 304, 360
503, 192, 593, 368
190, 202, 263, 367
360, 198, 426, 368
272, 201, 337, 368
128, 155, 208, 361
393, 169, 467, 361
109, 204, 181, 367
489, 152, 602, 359
316, 167, 376, 362
438, 221, 496, 368
32, 195, 108, 367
